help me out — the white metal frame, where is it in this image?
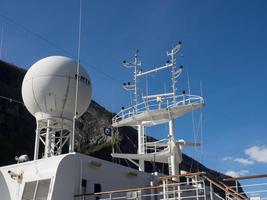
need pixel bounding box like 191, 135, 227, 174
34, 118, 73, 159
112, 43, 204, 176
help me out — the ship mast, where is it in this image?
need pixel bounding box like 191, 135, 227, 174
112, 42, 204, 177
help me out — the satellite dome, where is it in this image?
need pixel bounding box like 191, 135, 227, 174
22, 56, 92, 121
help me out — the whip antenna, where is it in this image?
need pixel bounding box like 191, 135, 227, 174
0, 25, 4, 59
72, 0, 83, 152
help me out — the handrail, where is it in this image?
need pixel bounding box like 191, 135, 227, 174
74, 180, 204, 197
223, 174, 267, 181
74, 185, 161, 197
222, 182, 248, 200
202, 175, 248, 200
74, 172, 206, 198
112, 94, 204, 123
159, 171, 204, 180
74, 171, 255, 199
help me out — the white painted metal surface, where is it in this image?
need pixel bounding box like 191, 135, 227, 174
0, 153, 154, 200
112, 94, 204, 127
22, 56, 92, 121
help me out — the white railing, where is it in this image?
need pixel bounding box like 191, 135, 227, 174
75, 172, 265, 200
145, 139, 169, 154
74, 176, 206, 200
223, 174, 267, 200
112, 94, 204, 124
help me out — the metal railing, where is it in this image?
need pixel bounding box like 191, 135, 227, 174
145, 139, 169, 154
74, 172, 267, 200
223, 174, 267, 200
74, 172, 207, 200
112, 94, 204, 124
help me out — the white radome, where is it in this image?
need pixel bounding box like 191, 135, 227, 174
22, 56, 92, 121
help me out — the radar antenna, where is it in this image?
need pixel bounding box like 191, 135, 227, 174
122, 50, 141, 113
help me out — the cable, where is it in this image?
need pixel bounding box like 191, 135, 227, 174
0, 95, 24, 105
0, 13, 123, 85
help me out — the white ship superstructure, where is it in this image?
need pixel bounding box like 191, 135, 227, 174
0, 56, 155, 200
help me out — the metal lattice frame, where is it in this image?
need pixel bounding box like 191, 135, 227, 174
34, 118, 73, 159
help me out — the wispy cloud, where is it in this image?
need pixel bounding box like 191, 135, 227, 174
225, 170, 249, 177
245, 146, 267, 163
223, 145, 267, 166
233, 158, 254, 165
222, 157, 233, 161
222, 157, 254, 165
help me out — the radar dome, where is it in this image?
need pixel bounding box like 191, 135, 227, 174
22, 56, 92, 121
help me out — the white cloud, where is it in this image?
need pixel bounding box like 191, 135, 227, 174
233, 158, 254, 165
245, 146, 267, 163
222, 157, 233, 161
225, 170, 249, 177
222, 157, 254, 165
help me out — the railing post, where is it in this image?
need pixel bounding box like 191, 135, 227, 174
163, 179, 166, 200
195, 175, 199, 200
202, 180, 207, 200
109, 193, 112, 200
209, 182, 213, 200
225, 190, 229, 200
177, 184, 181, 200
235, 180, 238, 193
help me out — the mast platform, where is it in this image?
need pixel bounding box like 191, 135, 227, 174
112, 94, 204, 127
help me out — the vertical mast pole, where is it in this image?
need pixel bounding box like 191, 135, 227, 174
34, 121, 40, 160
138, 124, 145, 171
134, 51, 138, 113
45, 120, 51, 158
171, 49, 176, 104
72, 0, 83, 152
134, 51, 144, 171
0, 26, 3, 59
169, 118, 179, 180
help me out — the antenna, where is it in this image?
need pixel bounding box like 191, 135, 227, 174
138, 42, 183, 103
0, 25, 3, 59
72, 0, 83, 152
122, 49, 141, 113
199, 80, 204, 163
187, 68, 191, 95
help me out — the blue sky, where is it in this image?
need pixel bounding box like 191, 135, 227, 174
0, 0, 267, 177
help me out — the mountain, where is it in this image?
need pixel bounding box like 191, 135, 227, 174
0, 59, 241, 195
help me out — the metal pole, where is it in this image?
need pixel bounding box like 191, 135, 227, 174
171, 50, 176, 104
235, 180, 238, 193
0, 26, 3, 59
45, 120, 51, 158
169, 119, 179, 180
134, 53, 138, 113
138, 124, 145, 171
209, 182, 214, 200
72, 0, 83, 153
34, 121, 40, 160
195, 175, 199, 200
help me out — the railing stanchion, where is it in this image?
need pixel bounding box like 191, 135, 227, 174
195, 175, 199, 200
210, 182, 214, 200
178, 184, 181, 200
235, 180, 238, 193
163, 179, 166, 200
